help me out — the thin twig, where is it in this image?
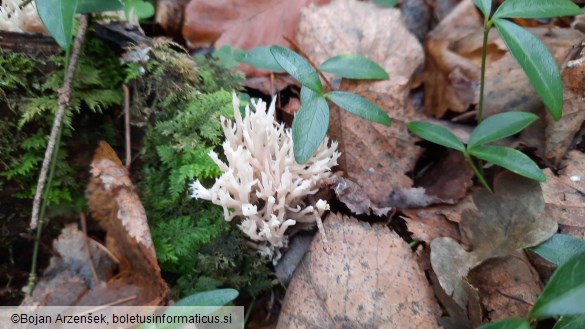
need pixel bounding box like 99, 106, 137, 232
123, 84, 131, 169
79, 212, 100, 286
30, 15, 89, 229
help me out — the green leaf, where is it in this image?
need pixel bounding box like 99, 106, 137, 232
124, 0, 155, 19
531, 251, 585, 318
293, 87, 330, 164
493, 0, 582, 19
468, 112, 538, 149
36, 0, 79, 49
477, 318, 531, 329
76, 0, 122, 13
325, 91, 391, 125
319, 54, 389, 80
493, 18, 563, 120
270, 46, 322, 93
473, 0, 492, 18
469, 145, 545, 181
174, 288, 238, 306
407, 121, 465, 152
241, 46, 285, 73
553, 316, 585, 329
530, 234, 585, 266
373, 0, 398, 7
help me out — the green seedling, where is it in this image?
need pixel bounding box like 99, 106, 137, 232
235, 45, 391, 164
408, 0, 582, 188
408, 111, 544, 191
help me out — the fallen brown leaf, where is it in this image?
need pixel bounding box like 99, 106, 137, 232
467, 251, 542, 323
182, 0, 328, 77
21, 224, 117, 306
431, 172, 557, 308
277, 213, 441, 328
415, 150, 473, 204
422, 0, 497, 118
330, 175, 392, 217
297, 0, 424, 206
402, 210, 460, 245
83, 141, 168, 305
542, 150, 585, 237
402, 194, 475, 246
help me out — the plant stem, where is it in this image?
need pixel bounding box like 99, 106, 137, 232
477, 21, 492, 123
244, 297, 256, 325
465, 152, 492, 192
28, 124, 64, 295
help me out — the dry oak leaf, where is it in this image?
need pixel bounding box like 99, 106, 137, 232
85, 141, 168, 305
431, 172, 557, 309
297, 0, 424, 206
277, 213, 441, 329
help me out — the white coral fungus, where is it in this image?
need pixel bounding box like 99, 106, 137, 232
190, 94, 340, 262
0, 0, 46, 33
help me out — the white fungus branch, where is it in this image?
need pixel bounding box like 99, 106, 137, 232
191, 94, 340, 262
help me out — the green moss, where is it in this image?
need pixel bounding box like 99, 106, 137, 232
123, 41, 243, 127
130, 47, 274, 299
0, 36, 124, 212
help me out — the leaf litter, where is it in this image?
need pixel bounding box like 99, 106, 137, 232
203, 0, 585, 326
23, 142, 169, 306
431, 172, 557, 309
11, 0, 585, 327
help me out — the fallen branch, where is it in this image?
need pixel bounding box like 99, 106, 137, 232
30, 15, 89, 229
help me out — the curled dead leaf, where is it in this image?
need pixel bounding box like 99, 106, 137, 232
84, 141, 168, 305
